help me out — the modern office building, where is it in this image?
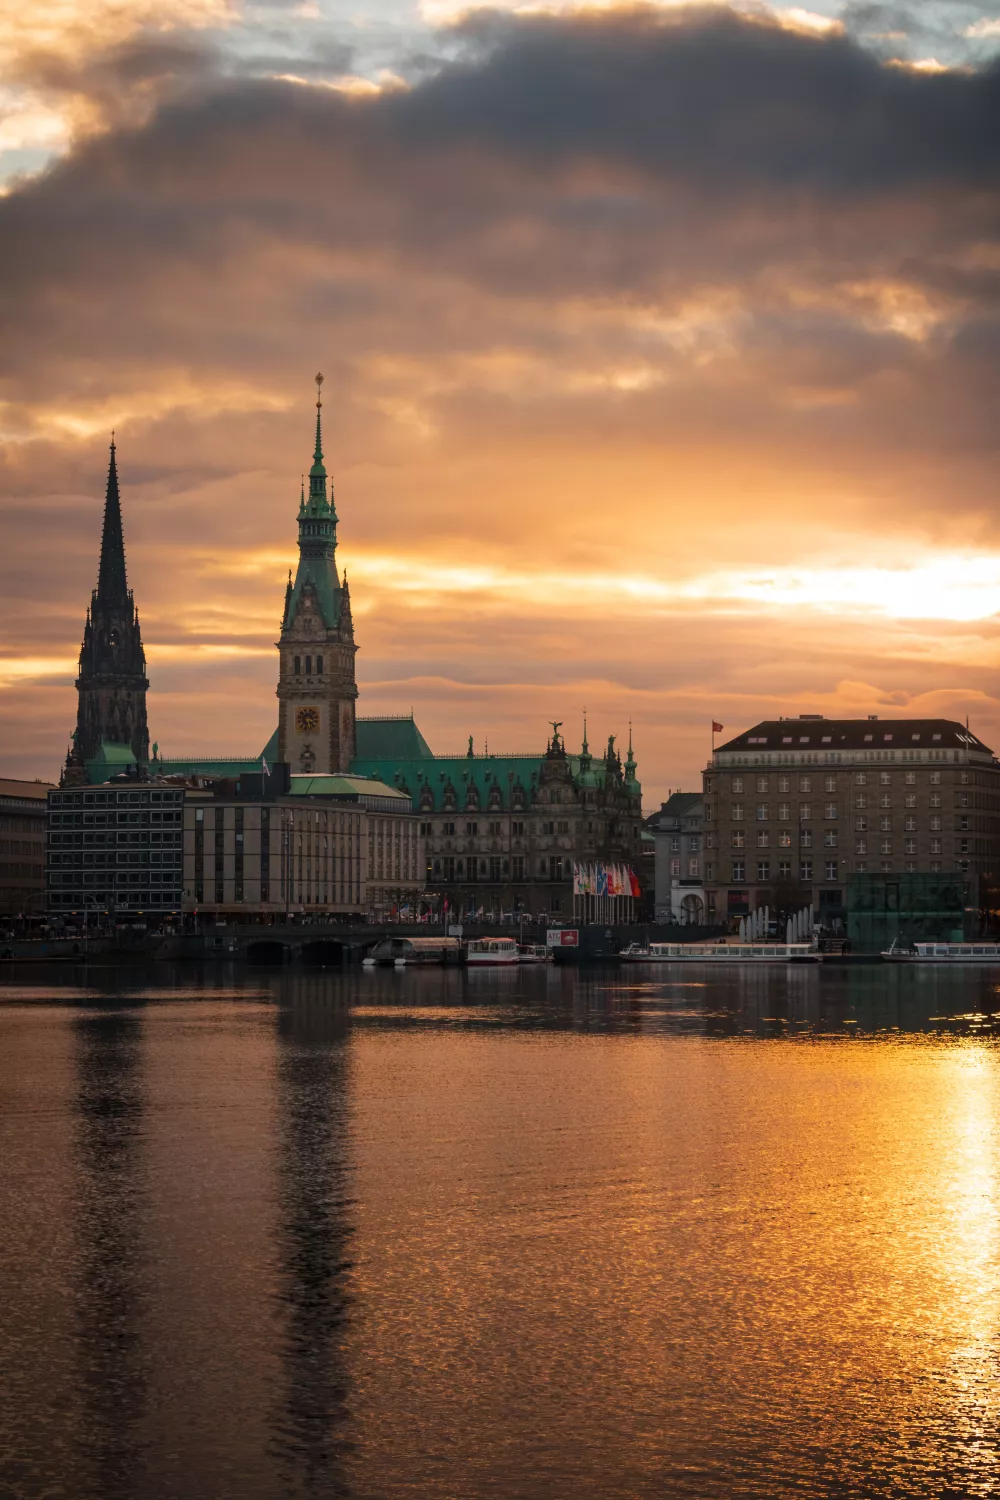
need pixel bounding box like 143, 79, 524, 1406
702, 716, 1000, 928
47, 780, 183, 917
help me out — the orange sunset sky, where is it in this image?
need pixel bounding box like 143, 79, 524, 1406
1, 0, 999, 803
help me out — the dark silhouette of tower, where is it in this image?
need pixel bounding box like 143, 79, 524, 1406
63, 440, 149, 784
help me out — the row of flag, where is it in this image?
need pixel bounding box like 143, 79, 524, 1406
572, 862, 641, 899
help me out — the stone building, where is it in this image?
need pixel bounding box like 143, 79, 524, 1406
354, 720, 645, 919
647, 791, 705, 924
702, 716, 1000, 928
0, 778, 52, 916
63, 440, 149, 784
276, 374, 358, 775
182, 774, 423, 917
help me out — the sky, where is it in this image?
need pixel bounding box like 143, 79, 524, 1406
1, 0, 999, 804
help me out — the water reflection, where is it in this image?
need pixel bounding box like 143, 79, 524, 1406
271, 981, 354, 1497
72, 1009, 150, 1500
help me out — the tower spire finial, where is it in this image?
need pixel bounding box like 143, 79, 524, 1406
314, 371, 324, 463
96, 434, 128, 603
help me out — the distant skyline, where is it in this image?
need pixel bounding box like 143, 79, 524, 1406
2, 0, 999, 802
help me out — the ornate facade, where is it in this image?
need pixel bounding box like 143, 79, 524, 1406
63, 440, 149, 785
276, 374, 358, 775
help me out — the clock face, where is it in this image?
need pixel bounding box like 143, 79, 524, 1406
296, 707, 320, 734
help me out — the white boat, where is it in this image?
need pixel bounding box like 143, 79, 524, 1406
363, 936, 462, 967
517, 943, 553, 965
466, 936, 519, 966
882, 940, 1000, 963
620, 941, 821, 965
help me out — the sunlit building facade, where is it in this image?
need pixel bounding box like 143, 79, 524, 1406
702, 716, 1000, 928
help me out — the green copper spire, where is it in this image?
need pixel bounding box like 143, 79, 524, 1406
284, 374, 342, 631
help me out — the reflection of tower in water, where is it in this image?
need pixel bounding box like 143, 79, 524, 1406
72, 1009, 150, 1500
271, 979, 354, 1495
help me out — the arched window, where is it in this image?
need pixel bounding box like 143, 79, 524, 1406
316, 655, 323, 674
305, 654, 312, 675
293, 655, 301, 675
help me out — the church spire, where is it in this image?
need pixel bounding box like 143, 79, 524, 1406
96, 435, 128, 603
306, 371, 332, 516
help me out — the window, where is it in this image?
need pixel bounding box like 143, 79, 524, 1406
489, 856, 502, 881
823, 830, 837, 848
511, 821, 524, 836
731, 831, 745, 848
880, 771, 891, 785
688, 858, 700, 877
316, 655, 323, 674
778, 804, 790, 822
930, 793, 941, 808
959, 816, 970, 831
778, 831, 791, 848
550, 856, 563, 881
855, 772, 867, 785
757, 830, 769, 847
305, 654, 312, 675
732, 777, 744, 793
756, 804, 769, 821
466, 821, 479, 835
488, 820, 502, 836
904, 794, 916, 809
904, 771, 915, 785
879, 794, 891, 809
961, 771, 969, 784
732, 861, 746, 882
959, 793, 970, 808
756, 861, 770, 880
880, 817, 891, 832
511, 855, 525, 881
930, 816, 941, 832
960, 839, 970, 855
731, 804, 744, 821
930, 771, 941, 785
799, 777, 811, 792
671, 858, 681, 876
778, 860, 792, 878
706, 863, 716, 881
824, 776, 836, 793
855, 794, 868, 810
904, 816, 917, 832
856, 861, 868, 873
442, 821, 456, 836
880, 840, 892, 856
442, 856, 455, 880
688, 836, 701, 852
856, 839, 867, 855
930, 839, 942, 856
824, 803, 838, 820
419, 821, 432, 836
293, 655, 301, 675
800, 828, 813, 848
904, 839, 917, 856
778, 777, 790, 793
824, 862, 838, 880
800, 861, 813, 880
756, 777, 768, 792
800, 804, 812, 822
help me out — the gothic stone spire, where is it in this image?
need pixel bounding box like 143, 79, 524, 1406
64, 438, 150, 779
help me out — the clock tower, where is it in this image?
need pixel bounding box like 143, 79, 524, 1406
276, 375, 358, 774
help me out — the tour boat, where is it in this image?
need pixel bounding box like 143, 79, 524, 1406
620, 941, 821, 965
882, 940, 1000, 964
363, 936, 462, 968
517, 943, 553, 965
465, 937, 520, 967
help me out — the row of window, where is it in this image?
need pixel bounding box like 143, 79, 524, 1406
721, 771, 956, 795
50, 791, 182, 808
432, 855, 568, 882
292, 654, 324, 675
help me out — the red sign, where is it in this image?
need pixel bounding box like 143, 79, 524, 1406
546, 928, 579, 947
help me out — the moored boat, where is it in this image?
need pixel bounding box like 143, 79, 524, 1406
363, 936, 462, 967
466, 936, 519, 966
620, 941, 821, 965
882, 940, 1000, 963
517, 943, 553, 965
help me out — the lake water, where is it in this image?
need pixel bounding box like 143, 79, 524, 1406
3, 961, 1000, 1499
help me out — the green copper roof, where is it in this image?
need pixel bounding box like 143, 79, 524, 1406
289, 774, 410, 801
85, 739, 138, 782
355, 716, 434, 760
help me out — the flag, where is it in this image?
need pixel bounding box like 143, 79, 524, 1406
628, 867, 641, 899
261, 755, 271, 777
597, 864, 608, 898
712, 721, 724, 734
